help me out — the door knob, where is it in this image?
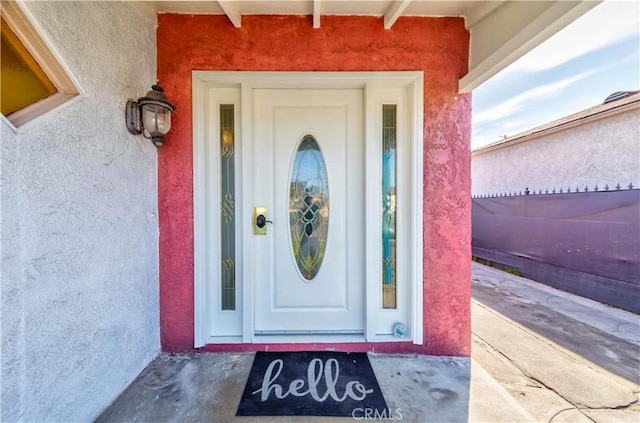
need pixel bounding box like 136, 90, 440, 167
254, 207, 272, 235
256, 214, 272, 228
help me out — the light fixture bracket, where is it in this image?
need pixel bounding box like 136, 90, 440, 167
126, 100, 142, 135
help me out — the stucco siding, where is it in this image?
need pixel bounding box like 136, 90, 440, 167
472, 108, 640, 196
157, 15, 471, 356
1, 2, 159, 421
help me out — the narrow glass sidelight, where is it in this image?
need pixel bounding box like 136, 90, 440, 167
220, 105, 236, 310
382, 105, 397, 309
289, 135, 329, 280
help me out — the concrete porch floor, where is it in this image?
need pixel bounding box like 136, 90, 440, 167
96, 263, 639, 422
95, 352, 528, 423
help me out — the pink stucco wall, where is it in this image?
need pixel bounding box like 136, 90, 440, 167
157, 15, 472, 356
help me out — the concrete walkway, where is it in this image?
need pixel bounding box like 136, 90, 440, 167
472, 262, 640, 422
96, 263, 639, 422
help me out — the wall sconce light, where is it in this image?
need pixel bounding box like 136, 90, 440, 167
126, 84, 176, 147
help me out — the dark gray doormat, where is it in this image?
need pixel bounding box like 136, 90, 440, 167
236, 351, 388, 417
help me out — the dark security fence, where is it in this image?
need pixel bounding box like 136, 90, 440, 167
473, 182, 635, 198
472, 186, 640, 313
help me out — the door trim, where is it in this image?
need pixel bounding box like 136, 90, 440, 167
193, 71, 424, 347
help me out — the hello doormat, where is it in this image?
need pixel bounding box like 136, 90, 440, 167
236, 351, 388, 417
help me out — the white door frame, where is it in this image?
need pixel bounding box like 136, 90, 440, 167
193, 71, 424, 347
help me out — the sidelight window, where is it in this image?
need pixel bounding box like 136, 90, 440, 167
382, 105, 397, 309
220, 105, 236, 310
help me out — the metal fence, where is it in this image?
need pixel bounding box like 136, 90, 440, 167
473, 182, 636, 199
471, 187, 640, 313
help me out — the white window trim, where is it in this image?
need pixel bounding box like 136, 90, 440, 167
193, 71, 424, 347
1, 0, 79, 128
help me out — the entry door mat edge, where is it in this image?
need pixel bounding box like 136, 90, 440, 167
236, 351, 388, 416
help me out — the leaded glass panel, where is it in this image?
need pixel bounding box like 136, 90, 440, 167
382, 105, 397, 309
289, 135, 329, 280
220, 105, 236, 310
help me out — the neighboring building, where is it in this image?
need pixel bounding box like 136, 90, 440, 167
471, 92, 640, 313
472, 92, 640, 196
1, 1, 597, 421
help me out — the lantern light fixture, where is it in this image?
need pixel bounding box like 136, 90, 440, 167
126, 84, 176, 147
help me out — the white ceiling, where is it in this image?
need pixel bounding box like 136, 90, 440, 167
132, 1, 487, 22
128, 1, 599, 92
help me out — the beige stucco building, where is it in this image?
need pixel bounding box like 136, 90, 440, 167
472, 92, 640, 196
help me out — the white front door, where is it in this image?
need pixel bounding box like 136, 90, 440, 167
253, 89, 364, 334
193, 72, 424, 347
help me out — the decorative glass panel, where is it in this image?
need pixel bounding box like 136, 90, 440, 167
220, 105, 236, 310
382, 105, 397, 309
289, 135, 329, 280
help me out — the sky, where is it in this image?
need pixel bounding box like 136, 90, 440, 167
471, 0, 640, 150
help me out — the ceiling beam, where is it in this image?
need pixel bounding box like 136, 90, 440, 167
218, 0, 241, 28
465, 1, 505, 29
313, 0, 321, 28
384, 0, 412, 29
313, 0, 322, 28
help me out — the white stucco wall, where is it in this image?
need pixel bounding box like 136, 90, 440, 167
1, 2, 159, 421
471, 107, 640, 196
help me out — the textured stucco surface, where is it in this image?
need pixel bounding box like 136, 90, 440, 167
472, 108, 640, 196
1, 2, 159, 421
157, 15, 472, 356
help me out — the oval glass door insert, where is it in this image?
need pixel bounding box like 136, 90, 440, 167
289, 135, 329, 280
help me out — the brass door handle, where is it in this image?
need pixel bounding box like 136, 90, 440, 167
254, 207, 271, 235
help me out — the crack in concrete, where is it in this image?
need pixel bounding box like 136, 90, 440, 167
473, 317, 638, 419
474, 300, 640, 391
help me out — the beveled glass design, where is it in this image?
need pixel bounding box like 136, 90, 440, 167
382, 105, 397, 309
220, 105, 236, 310
289, 135, 329, 280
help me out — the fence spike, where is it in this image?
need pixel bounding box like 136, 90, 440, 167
576, 186, 580, 192
604, 184, 609, 191
616, 183, 621, 190
629, 182, 634, 190
525, 187, 530, 195
552, 188, 556, 194
539, 189, 542, 194
559, 188, 563, 193
594, 185, 598, 192
567, 187, 571, 193
584, 185, 589, 192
